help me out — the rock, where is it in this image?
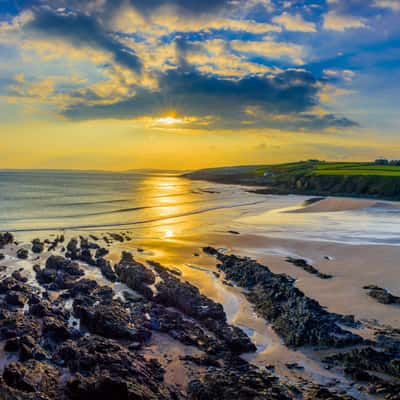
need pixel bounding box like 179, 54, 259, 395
325, 347, 400, 379
42, 316, 71, 341
95, 247, 109, 259
6, 291, 28, 307
96, 258, 117, 282
55, 335, 176, 399
31, 239, 44, 254
115, 252, 155, 298
16, 248, 29, 260
149, 261, 255, 354
11, 270, 28, 283
0, 253, 5, 261
66, 238, 79, 259
109, 233, 124, 242
363, 285, 400, 305
36, 256, 84, 290
188, 364, 289, 400
286, 257, 333, 279
2, 360, 59, 398
0, 232, 14, 248
74, 301, 150, 342
206, 248, 362, 348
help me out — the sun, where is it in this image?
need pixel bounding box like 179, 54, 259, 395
155, 116, 183, 125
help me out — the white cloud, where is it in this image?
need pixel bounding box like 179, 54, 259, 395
373, 0, 400, 11
273, 12, 317, 32
231, 37, 305, 64
323, 11, 366, 31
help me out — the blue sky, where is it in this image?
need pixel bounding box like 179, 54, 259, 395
0, 0, 399, 169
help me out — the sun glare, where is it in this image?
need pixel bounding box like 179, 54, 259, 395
155, 116, 183, 125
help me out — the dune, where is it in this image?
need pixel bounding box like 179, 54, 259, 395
288, 197, 381, 213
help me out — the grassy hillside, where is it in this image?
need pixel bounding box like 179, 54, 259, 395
184, 161, 400, 199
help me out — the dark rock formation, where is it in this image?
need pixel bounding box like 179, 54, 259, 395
188, 364, 290, 400
286, 257, 333, 279
2, 360, 60, 399
115, 252, 155, 298
205, 248, 362, 348
55, 335, 177, 399
31, 239, 44, 254
0, 232, 14, 249
16, 248, 29, 260
363, 285, 400, 304
35, 255, 84, 290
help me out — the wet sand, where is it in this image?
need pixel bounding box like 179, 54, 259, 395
287, 196, 395, 213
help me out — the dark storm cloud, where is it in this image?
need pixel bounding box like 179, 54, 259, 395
63, 67, 358, 131
26, 8, 142, 72
19, 0, 231, 18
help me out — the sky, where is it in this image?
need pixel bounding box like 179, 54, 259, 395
0, 0, 399, 170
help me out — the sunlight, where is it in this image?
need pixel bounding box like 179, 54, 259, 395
155, 116, 183, 125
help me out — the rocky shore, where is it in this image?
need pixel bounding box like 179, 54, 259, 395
1, 232, 400, 399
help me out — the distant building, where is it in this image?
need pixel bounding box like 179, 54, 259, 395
263, 172, 274, 177
375, 158, 389, 165
389, 160, 400, 165
308, 159, 320, 163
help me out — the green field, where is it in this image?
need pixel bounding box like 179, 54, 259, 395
254, 162, 400, 178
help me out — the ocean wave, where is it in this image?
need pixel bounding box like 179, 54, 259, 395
6, 200, 267, 233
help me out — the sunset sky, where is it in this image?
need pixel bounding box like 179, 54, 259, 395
1, 0, 399, 170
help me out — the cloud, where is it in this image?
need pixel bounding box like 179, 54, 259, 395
323, 11, 366, 31
62, 67, 358, 131
231, 38, 305, 65
272, 12, 317, 32
373, 0, 400, 11
25, 8, 142, 72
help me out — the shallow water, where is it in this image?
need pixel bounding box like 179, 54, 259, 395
2, 169, 400, 246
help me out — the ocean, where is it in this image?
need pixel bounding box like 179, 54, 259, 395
1, 169, 400, 245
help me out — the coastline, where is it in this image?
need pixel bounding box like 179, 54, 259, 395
183, 169, 400, 203
1, 228, 400, 399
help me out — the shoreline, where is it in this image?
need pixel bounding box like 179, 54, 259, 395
1, 230, 400, 399
183, 175, 400, 203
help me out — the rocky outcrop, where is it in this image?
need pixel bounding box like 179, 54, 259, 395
115, 252, 155, 298
31, 239, 44, 254
35, 256, 84, 291
286, 257, 333, 279
0, 232, 14, 249
363, 285, 400, 305
16, 248, 29, 260
206, 248, 362, 348
188, 363, 291, 400
55, 335, 177, 400
2, 361, 60, 399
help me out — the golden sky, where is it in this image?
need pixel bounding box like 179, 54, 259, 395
1, 0, 399, 170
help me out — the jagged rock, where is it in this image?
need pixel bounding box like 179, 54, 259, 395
115, 252, 155, 298
205, 248, 362, 348
74, 301, 150, 342
55, 335, 176, 399
35, 256, 84, 290
188, 364, 290, 400
96, 258, 117, 282
2, 360, 59, 399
